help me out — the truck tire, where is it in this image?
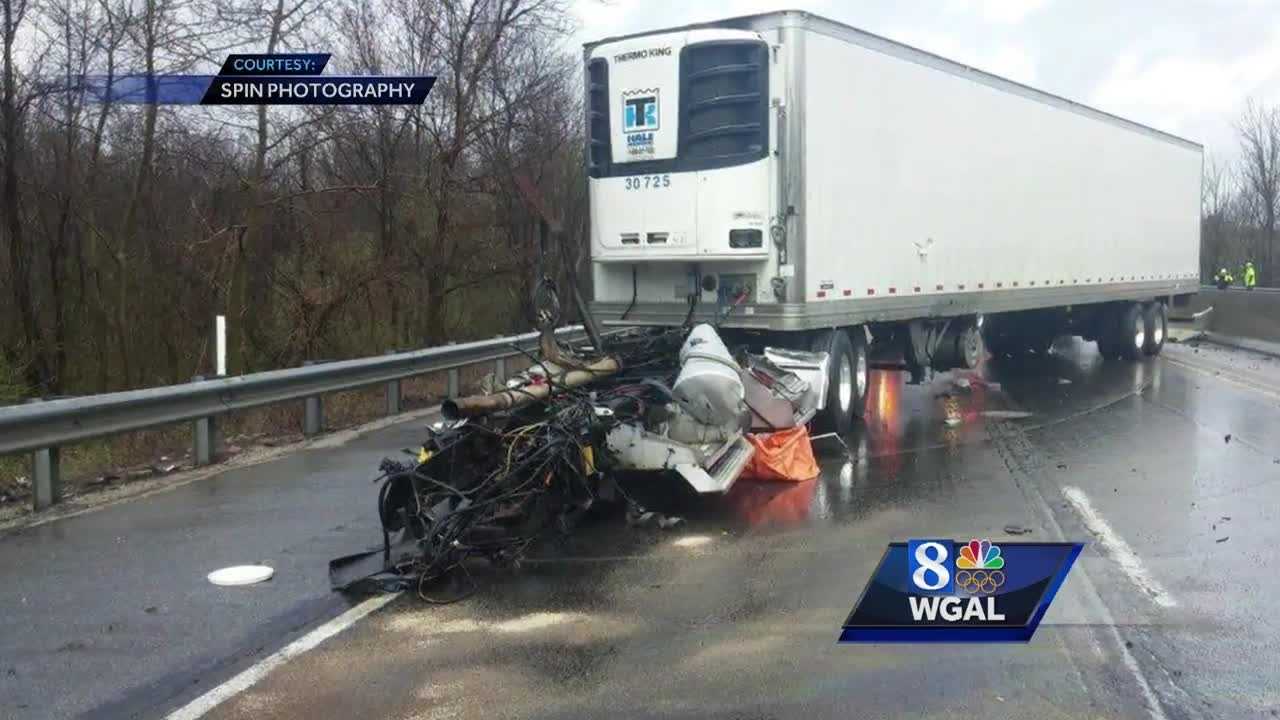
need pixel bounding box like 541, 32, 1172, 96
848, 330, 870, 420
1113, 303, 1146, 361
955, 323, 984, 368
1143, 303, 1167, 356
812, 328, 868, 434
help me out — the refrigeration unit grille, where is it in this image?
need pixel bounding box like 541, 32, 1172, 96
679, 40, 769, 170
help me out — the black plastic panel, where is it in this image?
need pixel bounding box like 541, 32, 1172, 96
586, 58, 611, 178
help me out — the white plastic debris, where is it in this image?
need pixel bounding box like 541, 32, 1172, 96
207, 565, 274, 586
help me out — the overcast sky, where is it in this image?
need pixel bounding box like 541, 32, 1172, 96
570, 0, 1280, 161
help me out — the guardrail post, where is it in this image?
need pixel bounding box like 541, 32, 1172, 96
446, 341, 460, 398
494, 357, 506, 384
191, 374, 220, 466
303, 361, 324, 436
25, 399, 61, 511
384, 350, 402, 415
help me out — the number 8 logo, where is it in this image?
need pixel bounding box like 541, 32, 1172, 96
912, 541, 951, 591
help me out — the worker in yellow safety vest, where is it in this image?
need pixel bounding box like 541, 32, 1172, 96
1244, 261, 1257, 290
1215, 267, 1234, 290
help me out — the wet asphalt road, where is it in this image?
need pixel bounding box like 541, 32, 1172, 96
5, 336, 1280, 719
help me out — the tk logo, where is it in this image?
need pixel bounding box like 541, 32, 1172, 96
623, 90, 659, 133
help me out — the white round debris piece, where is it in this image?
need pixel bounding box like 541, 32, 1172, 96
207, 565, 274, 587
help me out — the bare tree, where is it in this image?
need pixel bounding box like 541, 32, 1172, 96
412, 0, 571, 342
2, 0, 44, 391
0, 0, 582, 402
1235, 99, 1280, 285
1202, 154, 1235, 279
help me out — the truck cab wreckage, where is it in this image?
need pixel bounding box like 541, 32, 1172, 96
331, 322, 829, 597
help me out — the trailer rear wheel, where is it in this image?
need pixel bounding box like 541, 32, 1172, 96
1113, 303, 1146, 361
1143, 303, 1167, 356
812, 328, 867, 434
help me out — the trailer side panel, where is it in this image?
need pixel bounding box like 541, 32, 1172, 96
800, 26, 1201, 311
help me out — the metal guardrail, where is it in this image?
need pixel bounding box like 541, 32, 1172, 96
0, 326, 588, 510
1200, 284, 1280, 294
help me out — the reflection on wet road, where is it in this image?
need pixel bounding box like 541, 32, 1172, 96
73, 337, 1280, 719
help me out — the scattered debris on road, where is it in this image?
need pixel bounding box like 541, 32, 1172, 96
981, 410, 1034, 420
626, 507, 684, 529
208, 565, 275, 586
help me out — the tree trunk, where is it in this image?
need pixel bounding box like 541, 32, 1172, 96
2, 0, 48, 392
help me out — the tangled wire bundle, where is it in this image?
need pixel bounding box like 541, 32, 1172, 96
363, 328, 684, 601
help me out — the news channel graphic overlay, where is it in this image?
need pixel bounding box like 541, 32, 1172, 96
82, 53, 433, 106
218, 53, 330, 76
839, 539, 1082, 643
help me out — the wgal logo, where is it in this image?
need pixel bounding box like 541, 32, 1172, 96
839, 538, 1083, 643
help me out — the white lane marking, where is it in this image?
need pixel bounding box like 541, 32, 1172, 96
1062, 486, 1177, 609
1001, 441, 1168, 720
166, 593, 399, 720
1089, 593, 1170, 720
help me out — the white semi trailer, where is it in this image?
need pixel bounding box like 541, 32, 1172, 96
584, 11, 1202, 432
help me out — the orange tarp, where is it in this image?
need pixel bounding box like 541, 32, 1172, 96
741, 425, 821, 483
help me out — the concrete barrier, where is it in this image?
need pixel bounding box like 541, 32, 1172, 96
1179, 288, 1280, 344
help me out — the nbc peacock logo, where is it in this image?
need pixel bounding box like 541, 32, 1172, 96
957, 539, 1004, 569
956, 539, 1005, 595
